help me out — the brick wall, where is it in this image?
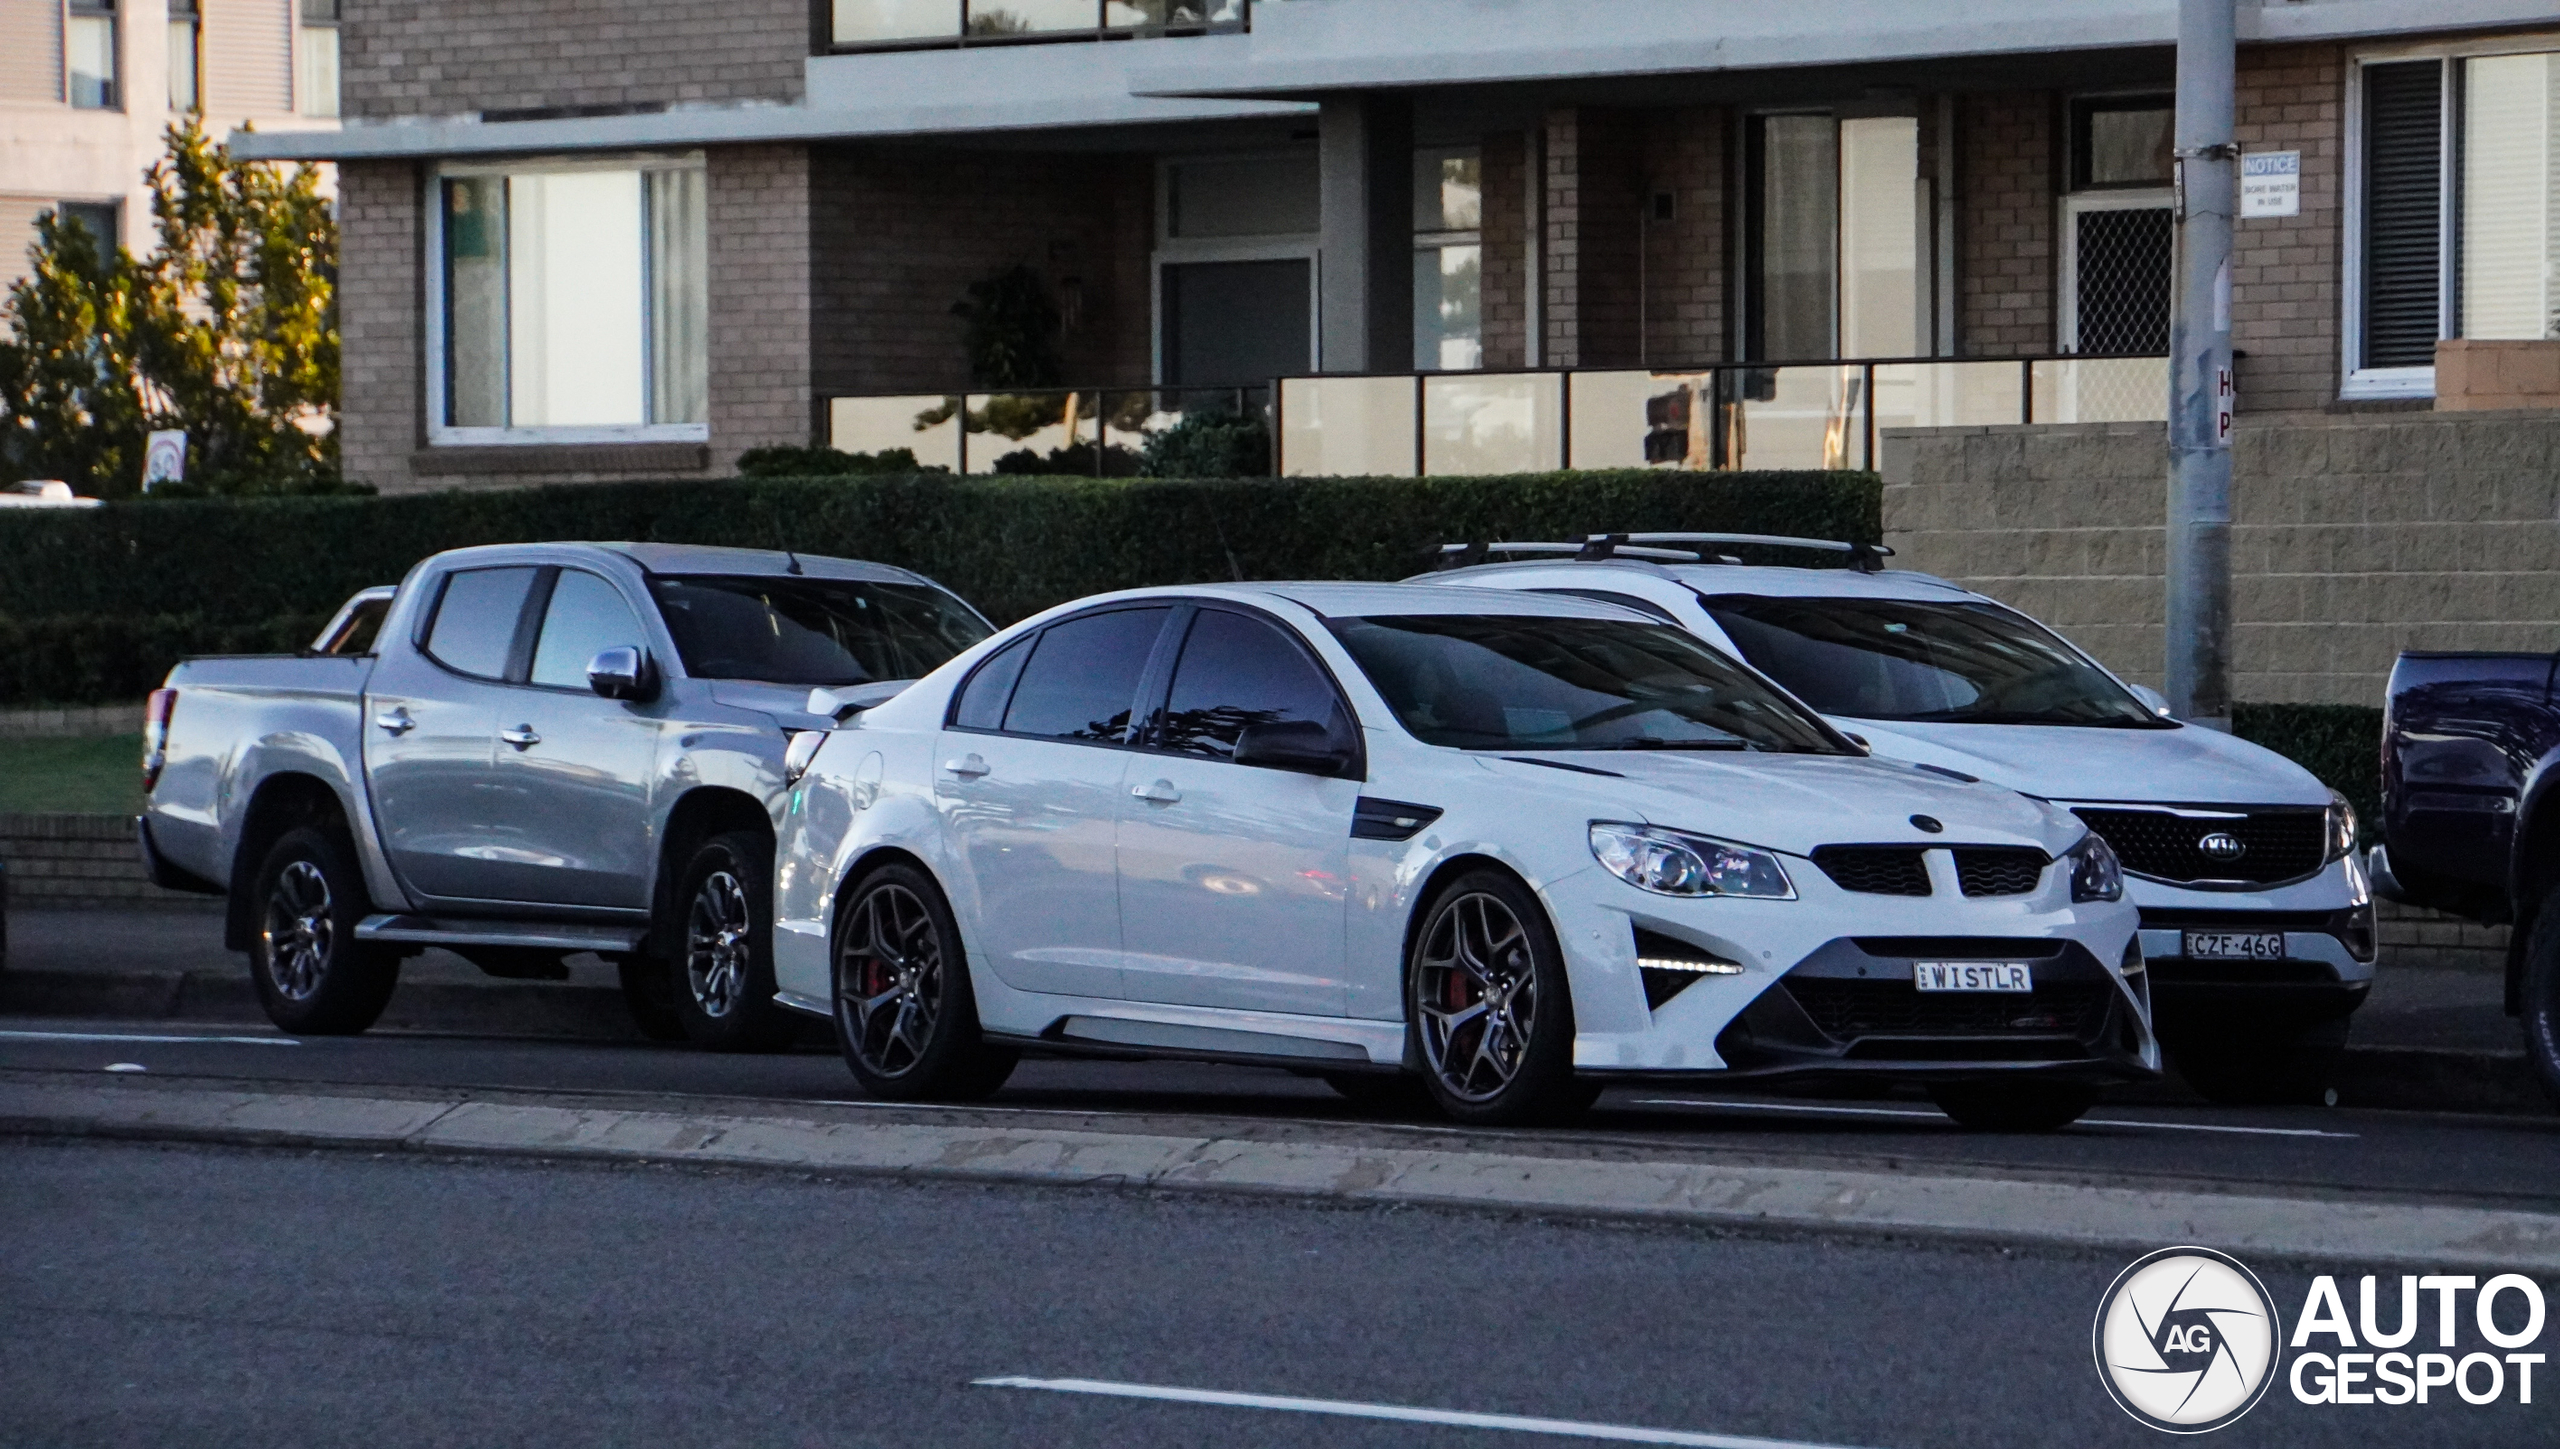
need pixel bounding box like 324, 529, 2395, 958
342, 0, 809, 121
1480, 131, 1529, 370
2233, 43, 2345, 414
809, 146, 1154, 397
1884, 411, 2560, 704
707, 144, 816, 466
1958, 91, 2056, 356
335, 159, 422, 495
1542, 107, 1645, 369
1640, 107, 1727, 369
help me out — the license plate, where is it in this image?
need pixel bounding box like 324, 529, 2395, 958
2183, 930, 2287, 961
1914, 962, 2033, 993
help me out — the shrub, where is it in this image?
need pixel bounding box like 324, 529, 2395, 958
734, 445, 940, 478
2231, 702, 2382, 837
1140, 409, 1271, 479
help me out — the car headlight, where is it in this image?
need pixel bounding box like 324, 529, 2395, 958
1589, 822, 1795, 899
2326, 788, 2358, 863
2069, 832, 2124, 903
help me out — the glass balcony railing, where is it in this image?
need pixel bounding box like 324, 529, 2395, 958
826, 386, 1270, 475
1277, 354, 2169, 477
831, 0, 1247, 51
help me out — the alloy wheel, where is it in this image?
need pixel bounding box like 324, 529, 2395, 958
1415, 891, 1539, 1102
838, 881, 944, 1078
685, 870, 754, 1018
261, 860, 335, 1001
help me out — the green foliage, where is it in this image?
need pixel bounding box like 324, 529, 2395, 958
2231, 703, 2382, 838
735, 445, 942, 478
952, 265, 1064, 389
0, 468, 1879, 702
0, 118, 340, 499
1140, 408, 1272, 479
992, 441, 1143, 476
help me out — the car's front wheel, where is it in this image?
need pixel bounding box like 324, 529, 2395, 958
1406, 869, 1590, 1127
247, 824, 398, 1035
2170, 1019, 2349, 1106
2521, 892, 2560, 1106
670, 830, 797, 1053
1928, 1080, 2097, 1132
834, 863, 1017, 1101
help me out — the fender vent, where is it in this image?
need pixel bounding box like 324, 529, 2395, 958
1633, 926, 1741, 1010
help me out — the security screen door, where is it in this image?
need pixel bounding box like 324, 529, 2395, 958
1160, 259, 1312, 387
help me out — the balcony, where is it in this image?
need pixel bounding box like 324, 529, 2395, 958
822, 354, 2166, 479
831, 0, 1248, 52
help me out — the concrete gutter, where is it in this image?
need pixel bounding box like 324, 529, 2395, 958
5, 1073, 2555, 1272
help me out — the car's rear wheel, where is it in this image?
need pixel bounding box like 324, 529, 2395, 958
2170, 1019, 2349, 1106
2521, 894, 2560, 1106
670, 830, 796, 1053
834, 862, 1017, 1101
1927, 1080, 2097, 1132
1406, 869, 1588, 1127
248, 825, 398, 1036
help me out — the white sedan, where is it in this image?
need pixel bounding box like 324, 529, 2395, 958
771, 584, 2153, 1128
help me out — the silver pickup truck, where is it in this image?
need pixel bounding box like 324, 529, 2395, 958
137, 542, 991, 1048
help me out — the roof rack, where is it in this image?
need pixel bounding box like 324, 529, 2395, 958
1429, 532, 1896, 573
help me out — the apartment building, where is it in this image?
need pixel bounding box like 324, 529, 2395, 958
1, 0, 341, 290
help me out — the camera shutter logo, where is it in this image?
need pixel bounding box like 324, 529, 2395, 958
2197, 831, 2246, 862
2094, 1247, 2282, 1432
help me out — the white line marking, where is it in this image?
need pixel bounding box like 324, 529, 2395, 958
0, 1030, 300, 1047
973, 1376, 1877, 1449
1631, 1098, 2356, 1139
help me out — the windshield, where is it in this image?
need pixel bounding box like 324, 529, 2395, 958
1331, 614, 1851, 754
648, 575, 991, 687
1699, 595, 2168, 728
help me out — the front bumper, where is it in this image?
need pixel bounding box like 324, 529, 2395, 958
2135, 902, 2375, 1028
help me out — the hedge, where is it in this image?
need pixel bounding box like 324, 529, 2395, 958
2231, 702, 2382, 840
0, 468, 1878, 704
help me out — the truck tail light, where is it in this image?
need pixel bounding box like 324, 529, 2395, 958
142, 687, 177, 794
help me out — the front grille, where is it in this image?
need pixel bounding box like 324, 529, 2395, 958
1783, 979, 2111, 1039
1813, 846, 1931, 896
2073, 807, 2328, 885
1954, 847, 2046, 896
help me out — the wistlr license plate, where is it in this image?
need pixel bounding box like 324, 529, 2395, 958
1913, 962, 2034, 993
2183, 930, 2287, 961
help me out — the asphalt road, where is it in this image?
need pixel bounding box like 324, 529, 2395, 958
3, 1018, 2556, 1210
3, 1134, 2545, 1449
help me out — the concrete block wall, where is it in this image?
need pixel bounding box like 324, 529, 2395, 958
1883, 410, 2560, 705
340, 0, 810, 121
0, 815, 217, 911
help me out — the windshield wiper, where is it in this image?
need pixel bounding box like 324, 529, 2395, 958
1579, 738, 1751, 751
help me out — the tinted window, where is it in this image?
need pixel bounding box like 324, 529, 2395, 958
1157, 609, 1344, 761
1700, 595, 2167, 728
951, 635, 1033, 732
1331, 613, 1846, 754
530, 570, 646, 689
423, 567, 538, 679
650, 575, 989, 686
1001, 608, 1170, 744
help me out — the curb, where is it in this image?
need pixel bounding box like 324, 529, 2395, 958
6, 1075, 2557, 1273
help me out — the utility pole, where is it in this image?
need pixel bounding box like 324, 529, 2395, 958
2167, 0, 2236, 728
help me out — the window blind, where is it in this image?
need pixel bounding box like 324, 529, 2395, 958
2362, 60, 2444, 369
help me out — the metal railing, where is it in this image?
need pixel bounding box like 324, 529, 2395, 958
826, 386, 1269, 475
1274, 354, 2169, 478
830, 0, 1247, 51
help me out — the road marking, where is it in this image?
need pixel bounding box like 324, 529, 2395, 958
973, 1376, 1876, 1448
1630, 1098, 2356, 1139
0, 1030, 299, 1047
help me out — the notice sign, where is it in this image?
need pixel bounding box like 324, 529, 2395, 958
2241, 151, 2300, 218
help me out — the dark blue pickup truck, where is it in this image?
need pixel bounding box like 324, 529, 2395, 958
2375, 650, 2560, 1101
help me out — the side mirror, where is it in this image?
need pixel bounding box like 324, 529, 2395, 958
1233, 718, 1355, 776
587, 646, 657, 702
2128, 683, 2174, 718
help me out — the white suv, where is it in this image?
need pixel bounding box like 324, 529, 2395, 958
1422, 535, 2372, 1105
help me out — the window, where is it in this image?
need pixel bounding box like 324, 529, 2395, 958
68, 1, 116, 110
832, 1, 1247, 50
1157, 152, 1318, 387
529, 572, 646, 689
2071, 97, 2175, 189
2348, 46, 2560, 392
299, 0, 340, 119
999, 607, 1171, 743
424, 568, 541, 680
1745, 114, 1918, 360
952, 635, 1035, 731
168, 0, 199, 112
435, 159, 709, 439
53, 202, 118, 254
648, 576, 991, 686
1413, 146, 1482, 371
2063, 95, 2174, 357
1155, 609, 1344, 761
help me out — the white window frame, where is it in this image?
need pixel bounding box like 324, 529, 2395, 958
422, 153, 711, 448
2342, 32, 2560, 401
2057, 188, 2174, 353
1150, 151, 1321, 384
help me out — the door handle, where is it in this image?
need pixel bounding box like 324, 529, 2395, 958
373, 708, 414, 736
941, 753, 990, 777
1131, 779, 1182, 804
500, 725, 542, 749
